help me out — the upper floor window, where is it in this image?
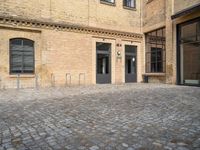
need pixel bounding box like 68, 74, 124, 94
124, 0, 136, 8
10, 38, 35, 74
100, 0, 115, 4
145, 28, 166, 73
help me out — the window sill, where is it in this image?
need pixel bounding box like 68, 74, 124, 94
143, 73, 166, 76
100, 1, 116, 6
9, 74, 35, 78
123, 6, 136, 11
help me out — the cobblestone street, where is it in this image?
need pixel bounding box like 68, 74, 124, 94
0, 84, 200, 150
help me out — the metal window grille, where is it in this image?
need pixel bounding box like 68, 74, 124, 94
145, 28, 166, 73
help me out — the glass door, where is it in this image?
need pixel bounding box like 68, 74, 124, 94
178, 17, 200, 86
96, 42, 111, 84
125, 45, 137, 83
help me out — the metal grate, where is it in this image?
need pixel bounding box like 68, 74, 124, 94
145, 28, 166, 73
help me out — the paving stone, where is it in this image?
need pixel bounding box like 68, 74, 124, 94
127, 147, 135, 150
177, 147, 190, 150
122, 143, 129, 147
89, 145, 99, 150
164, 146, 173, 150
7, 148, 16, 150
153, 142, 163, 148
0, 84, 199, 149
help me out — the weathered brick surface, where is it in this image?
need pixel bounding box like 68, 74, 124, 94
142, 0, 200, 84
142, 0, 165, 31
0, 0, 141, 33
0, 0, 199, 88
0, 0, 144, 88
174, 0, 200, 13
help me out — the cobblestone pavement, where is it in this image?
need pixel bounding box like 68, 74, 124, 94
0, 83, 200, 150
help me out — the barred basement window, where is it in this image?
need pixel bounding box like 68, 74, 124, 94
10, 38, 35, 74
123, 0, 136, 8
100, 0, 115, 4
145, 28, 166, 73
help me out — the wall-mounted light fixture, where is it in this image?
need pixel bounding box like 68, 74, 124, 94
117, 51, 121, 56
116, 51, 122, 59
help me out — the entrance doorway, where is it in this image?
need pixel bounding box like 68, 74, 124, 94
96, 42, 111, 84
125, 45, 137, 83
177, 17, 200, 86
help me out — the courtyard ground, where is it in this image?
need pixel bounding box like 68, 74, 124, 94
0, 83, 200, 150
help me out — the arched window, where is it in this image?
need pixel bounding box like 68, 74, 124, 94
10, 38, 34, 74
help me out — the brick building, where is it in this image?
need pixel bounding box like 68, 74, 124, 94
0, 0, 199, 88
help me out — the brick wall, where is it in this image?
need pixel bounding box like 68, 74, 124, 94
142, 0, 166, 32
0, 0, 199, 88
174, 0, 200, 13
0, 0, 144, 88
0, 0, 141, 33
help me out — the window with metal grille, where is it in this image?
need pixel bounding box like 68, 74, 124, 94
123, 0, 136, 8
145, 28, 166, 73
10, 38, 34, 74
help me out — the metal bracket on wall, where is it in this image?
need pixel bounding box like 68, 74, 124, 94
65, 73, 71, 87
79, 73, 86, 86
35, 75, 39, 89
51, 73, 55, 87
17, 74, 20, 89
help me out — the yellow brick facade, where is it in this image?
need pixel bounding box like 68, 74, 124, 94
142, 0, 200, 84
0, 0, 199, 88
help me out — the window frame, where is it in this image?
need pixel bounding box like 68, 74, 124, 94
145, 28, 166, 73
123, 0, 136, 9
9, 38, 35, 75
177, 17, 200, 85
150, 47, 163, 72
100, 0, 115, 6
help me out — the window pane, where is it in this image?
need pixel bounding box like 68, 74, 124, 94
101, 0, 114, 3
180, 20, 200, 85
157, 50, 162, 62
23, 39, 34, 47
124, 0, 135, 7
10, 38, 34, 74
96, 42, 111, 51
145, 28, 166, 73
11, 39, 22, 46
97, 54, 109, 74
151, 63, 156, 72
125, 45, 136, 53
157, 61, 163, 72
151, 52, 156, 62
181, 22, 196, 39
